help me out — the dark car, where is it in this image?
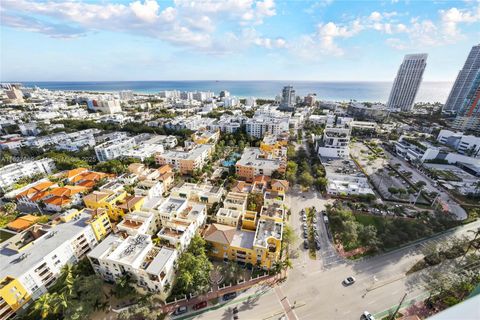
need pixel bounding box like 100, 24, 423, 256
193, 301, 207, 310
223, 292, 237, 301
172, 306, 188, 315
315, 241, 321, 250
303, 240, 309, 249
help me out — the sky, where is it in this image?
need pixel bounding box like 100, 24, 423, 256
0, 0, 479, 82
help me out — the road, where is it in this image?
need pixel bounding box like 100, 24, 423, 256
185, 140, 472, 320
190, 191, 480, 320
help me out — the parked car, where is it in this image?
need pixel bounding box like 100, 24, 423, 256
302, 216, 307, 222
193, 301, 207, 310
173, 306, 188, 315
223, 292, 237, 301
361, 311, 375, 320
343, 276, 356, 286
304, 240, 309, 249
315, 241, 321, 250
303, 231, 308, 238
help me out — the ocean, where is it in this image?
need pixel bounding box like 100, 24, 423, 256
20, 80, 452, 103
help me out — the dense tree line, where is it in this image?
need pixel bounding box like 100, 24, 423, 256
285, 146, 327, 190
20, 259, 106, 320
327, 203, 460, 253
170, 235, 213, 299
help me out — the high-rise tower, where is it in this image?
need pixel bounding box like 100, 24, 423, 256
443, 44, 480, 113
387, 53, 428, 112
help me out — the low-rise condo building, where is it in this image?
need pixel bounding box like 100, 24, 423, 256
155, 144, 214, 175
87, 234, 177, 300
0, 211, 108, 319
235, 148, 286, 182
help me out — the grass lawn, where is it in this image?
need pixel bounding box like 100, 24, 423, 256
355, 214, 383, 229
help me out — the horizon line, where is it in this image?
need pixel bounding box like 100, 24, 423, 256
1, 79, 453, 83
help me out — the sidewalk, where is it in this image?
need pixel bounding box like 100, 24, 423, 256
162, 274, 280, 315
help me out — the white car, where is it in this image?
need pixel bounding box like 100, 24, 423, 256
362, 311, 375, 320
343, 276, 356, 285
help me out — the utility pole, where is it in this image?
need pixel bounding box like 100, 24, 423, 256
389, 293, 407, 320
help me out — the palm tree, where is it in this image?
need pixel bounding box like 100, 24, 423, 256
282, 258, 293, 271
222, 261, 240, 284
32, 293, 56, 319
271, 261, 283, 275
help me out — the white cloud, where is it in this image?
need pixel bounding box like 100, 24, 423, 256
291, 19, 363, 59
130, 0, 160, 23
369, 11, 383, 22
254, 37, 287, 49
0, 0, 277, 51
440, 6, 480, 38
291, 4, 479, 60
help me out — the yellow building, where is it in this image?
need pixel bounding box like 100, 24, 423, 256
116, 196, 145, 215
83, 189, 127, 221
204, 214, 283, 270
191, 130, 220, 145
204, 223, 257, 266
260, 134, 288, 157
0, 277, 30, 319
59, 208, 112, 241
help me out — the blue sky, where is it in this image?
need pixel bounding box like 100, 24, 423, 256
1, 0, 479, 81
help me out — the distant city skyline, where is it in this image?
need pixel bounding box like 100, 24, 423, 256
1, 0, 479, 82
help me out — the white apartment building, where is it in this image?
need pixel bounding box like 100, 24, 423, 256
153, 197, 206, 228
316, 127, 351, 158
155, 144, 213, 175
88, 99, 122, 114
326, 173, 375, 196
245, 116, 290, 138
192, 91, 214, 102
0, 213, 102, 317
134, 180, 164, 199
94, 137, 136, 161
170, 182, 225, 207
119, 90, 134, 101
0, 159, 55, 192
87, 234, 177, 299
18, 123, 40, 136
437, 129, 480, 157
157, 218, 197, 252
245, 97, 256, 108
215, 208, 242, 227
209, 116, 244, 133
123, 144, 164, 161
395, 135, 480, 168
223, 96, 239, 107
387, 53, 428, 112
117, 211, 160, 237
223, 192, 248, 212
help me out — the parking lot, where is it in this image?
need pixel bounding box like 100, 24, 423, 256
350, 141, 428, 204
285, 188, 345, 271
